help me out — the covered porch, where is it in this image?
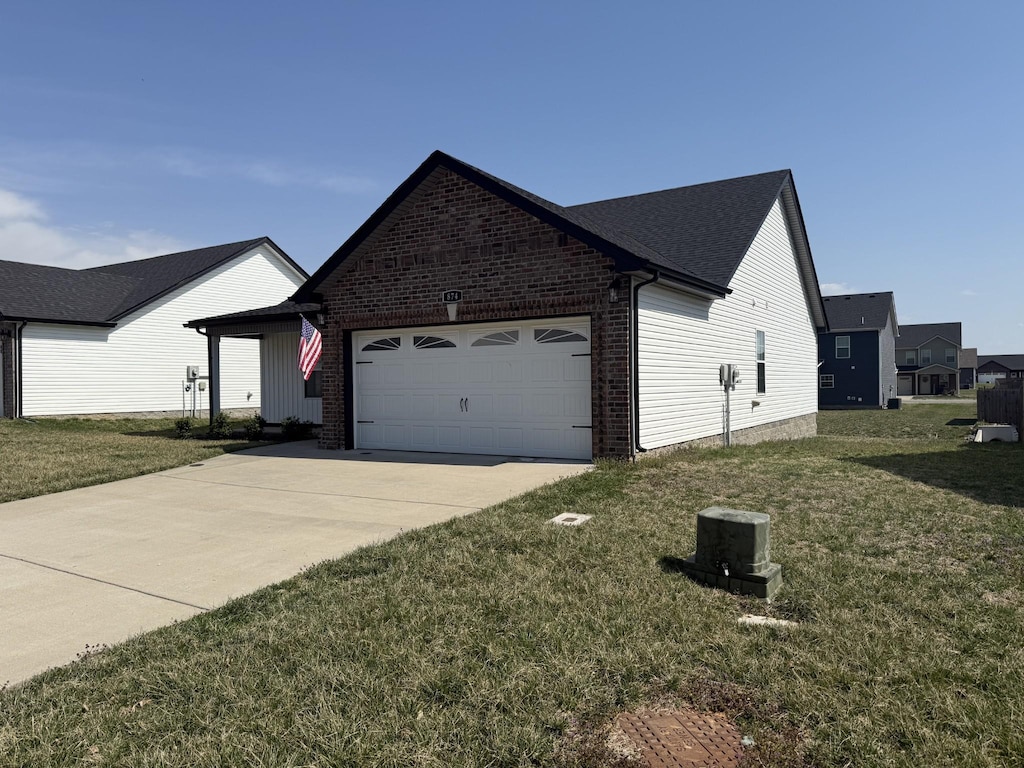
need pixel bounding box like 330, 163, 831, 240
905, 364, 959, 396
185, 301, 323, 426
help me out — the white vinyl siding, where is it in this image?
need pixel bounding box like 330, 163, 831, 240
20, 246, 304, 416
636, 198, 818, 449
259, 332, 323, 424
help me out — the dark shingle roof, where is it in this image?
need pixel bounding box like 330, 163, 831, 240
0, 237, 303, 326
298, 151, 823, 327
0, 261, 137, 325
978, 354, 1024, 371
567, 170, 792, 288
821, 292, 895, 332
186, 300, 321, 328
897, 322, 962, 348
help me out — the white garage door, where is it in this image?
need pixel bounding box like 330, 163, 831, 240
353, 317, 592, 460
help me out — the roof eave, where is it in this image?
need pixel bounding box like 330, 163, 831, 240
0, 314, 117, 328
777, 175, 828, 332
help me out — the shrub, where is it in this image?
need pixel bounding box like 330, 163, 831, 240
243, 414, 267, 441
206, 411, 233, 439
174, 417, 194, 440
280, 416, 314, 440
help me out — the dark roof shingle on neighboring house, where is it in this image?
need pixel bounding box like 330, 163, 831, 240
820, 292, 895, 332
896, 322, 962, 348
978, 354, 1024, 371
0, 237, 302, 326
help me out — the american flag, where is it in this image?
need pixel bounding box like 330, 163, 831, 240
297, 315, 322, 381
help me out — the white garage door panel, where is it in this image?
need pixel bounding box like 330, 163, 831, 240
353, 318, 592, 460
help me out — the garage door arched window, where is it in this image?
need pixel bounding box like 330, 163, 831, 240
361, 337, 401, 352
534, 328, 588, 344
471, 330, 519, 347
413, 335, 456, 349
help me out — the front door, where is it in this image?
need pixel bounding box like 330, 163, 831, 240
919, 375, 932, 395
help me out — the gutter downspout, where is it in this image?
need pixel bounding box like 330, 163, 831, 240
632, 271, 659, 456
16, 321, 26, 418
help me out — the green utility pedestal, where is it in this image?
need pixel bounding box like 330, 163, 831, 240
680, 507, 782, 599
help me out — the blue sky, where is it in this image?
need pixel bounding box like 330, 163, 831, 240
1, 1, 1021, 352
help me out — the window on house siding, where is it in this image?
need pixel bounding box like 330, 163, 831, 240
945, 348, 956, 364
906, 351, 917, 365
921, 349, 932, 365
819, 374, 835, 389
755, 330, 766, 394
836, 336, 851, 359
304, 369, 322, 399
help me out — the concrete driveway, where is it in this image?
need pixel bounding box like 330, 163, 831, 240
0, 442, 589, 686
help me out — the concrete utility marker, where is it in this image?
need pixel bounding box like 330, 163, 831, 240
0, 443, 591, 686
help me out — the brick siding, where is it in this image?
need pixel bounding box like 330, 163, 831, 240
316, 168, 634, 459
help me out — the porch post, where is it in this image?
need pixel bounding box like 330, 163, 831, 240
207, 333, 221, 423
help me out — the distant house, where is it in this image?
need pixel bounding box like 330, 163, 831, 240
817, 292, 899, 408
190, 150, 828, 460
895, 322, 962, 396
959, 347, 978, 389
977, 354, 1024, 385
0, 238, 306, 418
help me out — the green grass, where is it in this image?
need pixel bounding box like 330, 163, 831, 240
0, 417, 268, 503
2, 407, 1022, 767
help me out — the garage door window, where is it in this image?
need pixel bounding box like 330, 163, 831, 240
413, 335, 456, 349
534, 328, 588, 344
362, 337, 401, 351
471, 330, 519, 347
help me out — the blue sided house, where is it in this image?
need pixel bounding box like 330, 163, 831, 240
818, 292, 899, 408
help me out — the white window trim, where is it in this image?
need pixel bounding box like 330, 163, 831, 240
835, 336, 851, 359
755, 330, 766, 395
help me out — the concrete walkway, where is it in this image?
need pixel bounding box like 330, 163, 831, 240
0, 443, 590, 686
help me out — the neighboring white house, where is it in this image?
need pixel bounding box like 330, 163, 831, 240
0, 238, 307, 418
190, 151, 827, 461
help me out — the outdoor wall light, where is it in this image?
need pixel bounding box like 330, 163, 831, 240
608, 277, 623, 303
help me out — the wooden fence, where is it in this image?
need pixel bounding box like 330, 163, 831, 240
977, 379, 1024, 433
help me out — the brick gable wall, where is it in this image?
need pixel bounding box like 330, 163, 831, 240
317, 168, 633, 458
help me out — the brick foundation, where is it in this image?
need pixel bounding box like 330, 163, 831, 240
316, 168, 634, 459
639, 412, 817, 458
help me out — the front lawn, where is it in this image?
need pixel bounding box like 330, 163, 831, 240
2, 405, 1021, 767
0, 417, 266, 503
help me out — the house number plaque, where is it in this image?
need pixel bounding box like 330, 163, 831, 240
442, 290, 462, 302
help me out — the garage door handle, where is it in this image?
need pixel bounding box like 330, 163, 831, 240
465, 397, 469, 412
